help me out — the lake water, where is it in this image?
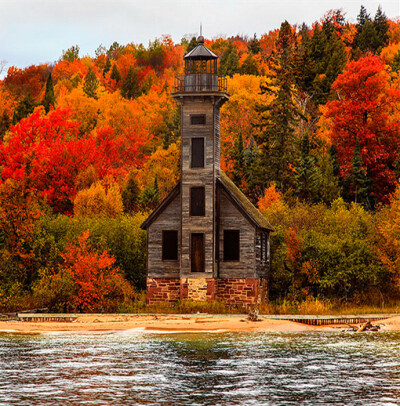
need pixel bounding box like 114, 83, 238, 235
1, 330, 400, 405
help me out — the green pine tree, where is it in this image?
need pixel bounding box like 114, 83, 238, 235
121, 66, 141, 100
295, 133, 319, 202
110, 64, 121, 82
13, 94, 35, 124
350, 137, 373, 208
232, 132, 245, 187
219, 43, 240, 77
42, 73, 55, 113
248, 34, 261, 54
140, 175, 160, 211
0, 110, 11, 141
122, 171, 140, 213
254, 21, 300, 193
103, 57, 111, 77
83, 68, 99, 99
240, 53, 259, 75
374, 6, 389, 51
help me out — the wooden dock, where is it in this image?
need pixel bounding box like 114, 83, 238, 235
262, 314, 399, 326
17, 314, 78, 322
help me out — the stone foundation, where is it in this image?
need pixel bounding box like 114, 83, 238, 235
147, 277, 267, 306
146, 278, 180, 304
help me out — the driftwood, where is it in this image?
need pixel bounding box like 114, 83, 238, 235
247, 308, 260, 322
344, 320, 381, 332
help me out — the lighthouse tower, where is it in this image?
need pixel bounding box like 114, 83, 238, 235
172, 35, 229, 278
141, 37, 272, 306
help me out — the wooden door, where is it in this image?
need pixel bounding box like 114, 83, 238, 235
191, 233, 205, 272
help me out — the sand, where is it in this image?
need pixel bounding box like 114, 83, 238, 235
2, 313, 398, 335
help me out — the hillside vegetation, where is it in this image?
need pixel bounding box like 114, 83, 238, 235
1, 6, 400, 311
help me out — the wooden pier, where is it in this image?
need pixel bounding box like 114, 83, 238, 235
262, 314, 398, 326
17, 314, 78, 322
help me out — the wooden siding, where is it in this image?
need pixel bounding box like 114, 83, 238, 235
147, 194, 181, 278
180, 96, 219, 277
218, 190, 257, 278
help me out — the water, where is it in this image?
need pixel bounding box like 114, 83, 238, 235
1, 331, 400, 405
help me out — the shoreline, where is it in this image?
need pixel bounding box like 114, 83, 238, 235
2, 313, 400, 335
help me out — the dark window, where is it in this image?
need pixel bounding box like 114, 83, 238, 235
191, 233, 205, 272
190, 187, 205, 216
162, 230, 178, 260
191, 137, 205, 168
223, 230, 240, 261
190, 114, 206, 125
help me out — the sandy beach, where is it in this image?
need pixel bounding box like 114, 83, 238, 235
1, 313, 399, 334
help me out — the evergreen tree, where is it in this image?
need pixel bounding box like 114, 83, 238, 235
295, 133, 319, 202
349, 137, 373, 208
122, 171, 140, 213
219, 44, 240, 77
12, 94, 35, 124
83, 68, 99, 99
352, 5, 385, 55
240, 53, 260, 75
232, 132, 245, 187
110, 64, 121, 82
42, 73, 55, 113
374, 6, 389, 51
103, 57, 111, 77
186, 36, 198, 53
121, 67, 141, 99
140, 175, 160, 211
61, 45, 80, 62
254, 21, 300, 192
248, 34, 261, 54
392, 51, 400, 72
0, 110, 11, 141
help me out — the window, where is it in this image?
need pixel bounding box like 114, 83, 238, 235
190, 114, 206, 125
190, 187, 205, 216
191, 137, 205, 168
162, 230, 178, 260
191, 233, 205, 272
223, 230, 240, 261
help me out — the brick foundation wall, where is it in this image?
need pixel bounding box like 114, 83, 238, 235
147, 277, 267, 305
146, 278, 180, 304
216, 278, 260, 305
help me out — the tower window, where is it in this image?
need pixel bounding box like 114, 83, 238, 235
162, 230, 178, 260
191, 137, 205, 168
223, 230, 240, 261
190, 187, 205, 216
190, 114, 206, 125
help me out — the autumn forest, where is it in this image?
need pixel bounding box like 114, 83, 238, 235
1, 6, 400, 312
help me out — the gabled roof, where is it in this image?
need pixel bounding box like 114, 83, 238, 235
184, 44, 218, 60
140, 172, 274, 232
140, 183, 180, 230
218, 171, 274, 232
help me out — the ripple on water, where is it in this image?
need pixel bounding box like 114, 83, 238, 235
1, 331, 400, 405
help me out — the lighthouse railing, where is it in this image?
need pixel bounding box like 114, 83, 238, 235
174, 74, 227, 92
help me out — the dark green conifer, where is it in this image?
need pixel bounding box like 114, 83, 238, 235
121, 67, 141, 100
122, 171, 140, 213
219, 44, 240, 77
295, 133, 319, 202
83, 68, 99, 99
13, 94, 35, 124
350, 137, 373, 208
110, 64, 121, 82
239, 53, 259, 75
0, 110, 11, 140
42, 73, 55, 113
254, 21, 300, 193
103, 57, 111, 77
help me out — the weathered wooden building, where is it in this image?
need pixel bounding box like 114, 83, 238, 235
141, 36, 273, 306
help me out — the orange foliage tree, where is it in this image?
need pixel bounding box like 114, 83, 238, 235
60, 231, 134, 312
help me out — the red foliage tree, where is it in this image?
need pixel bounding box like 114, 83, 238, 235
324, 55, 400, 202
